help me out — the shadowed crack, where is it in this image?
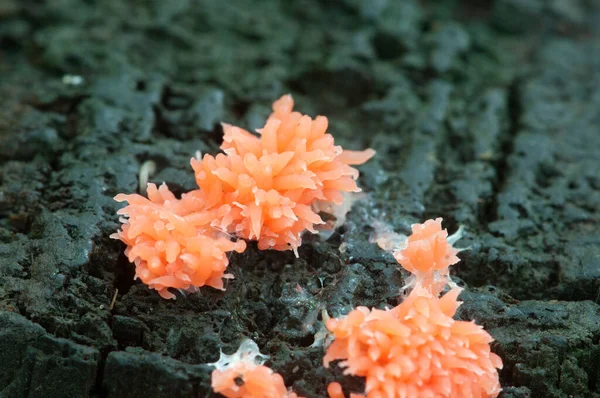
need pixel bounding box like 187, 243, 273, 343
482, 78, 522, 226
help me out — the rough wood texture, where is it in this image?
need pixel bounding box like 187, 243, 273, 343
1, 1, 599, 397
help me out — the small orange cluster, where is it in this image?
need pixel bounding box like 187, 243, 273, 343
112, 95, 374, 298
394, 218, 460, 295
192, 95, 375, 252
324, 219, 502, 398
111, 183, 246, 299
210, 339, 303, 398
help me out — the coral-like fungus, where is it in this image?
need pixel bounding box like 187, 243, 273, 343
192, 95, 375, 252
324, 286, 502, 397
393, 218, 460, 294
111, 183, 245, 299
210, 339, 303, 398
113, 95, 374, 298
394, 218, 459, 273
324, 219, 502, 397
